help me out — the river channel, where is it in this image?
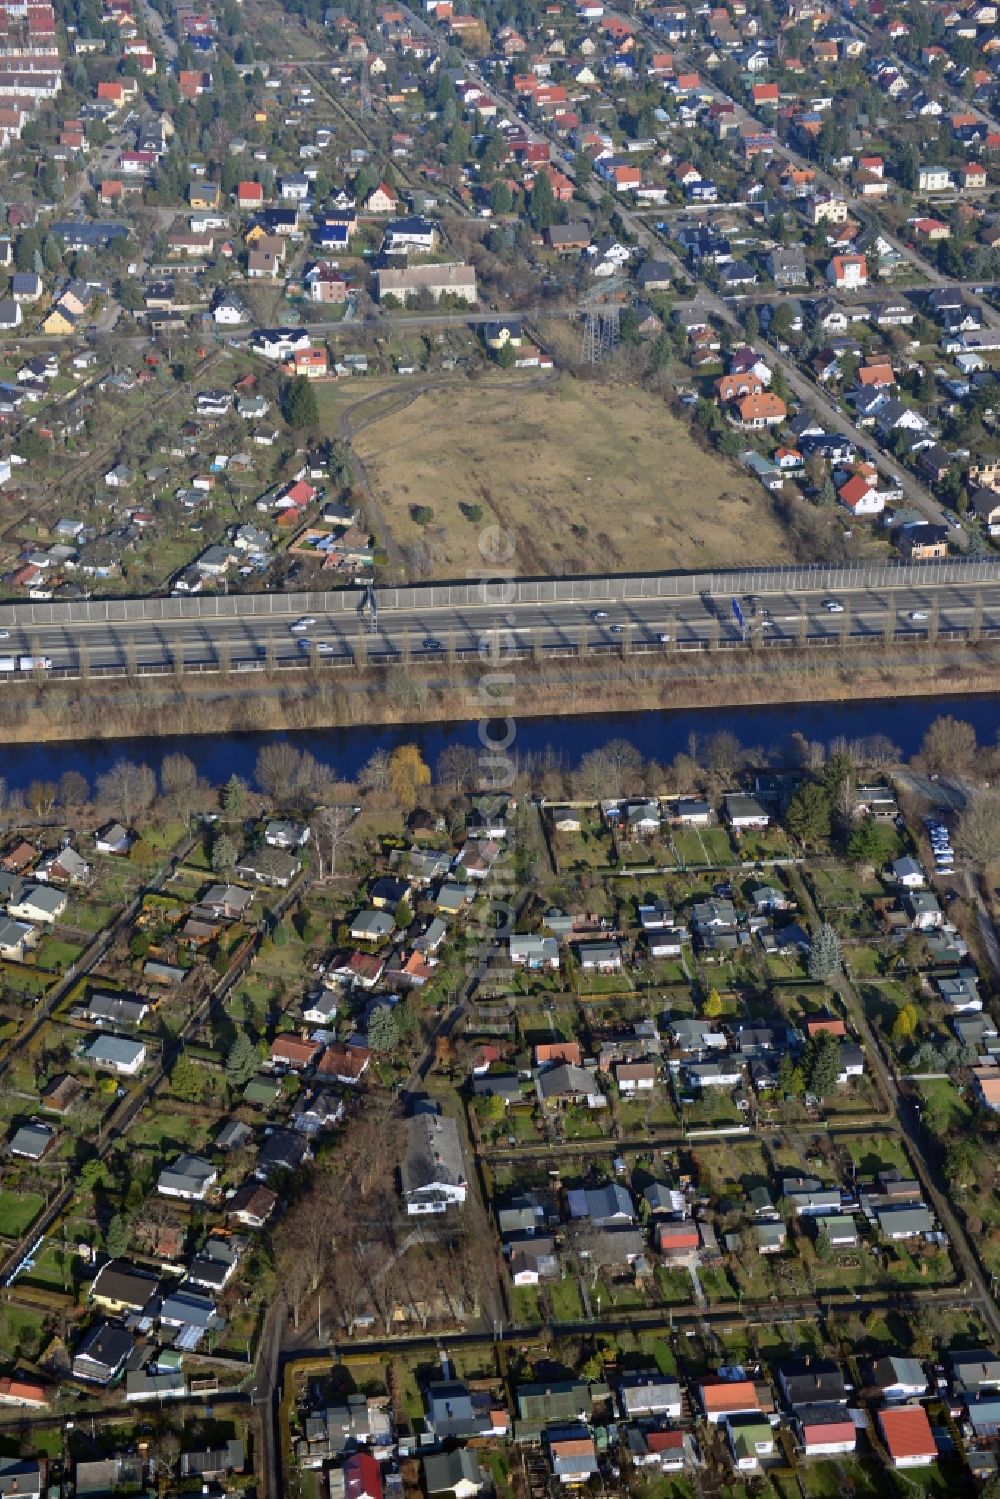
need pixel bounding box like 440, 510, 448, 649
1, 693, 998, 792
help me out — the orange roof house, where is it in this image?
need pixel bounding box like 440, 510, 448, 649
838, 473, 880, 513
0, 1378, 50, 1409
803, 1016, 846, 1038
858, 362, 895, 388
657, 1220, 700, 1254
270, 1035, 322, 1070
535, 1040, 582, 1066
538, 163, 574, 200
878, 1406, 937, 1468
290, 347, 328, 378
700, 1380, 761, 1422
973, 1066, 1000, 1111
716, 371, 764, 402
736, 392, 787, 427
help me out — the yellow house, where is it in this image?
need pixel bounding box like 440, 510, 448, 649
244, 223, 267, 245
42, 307, 76, 335
189, 182, 220, 210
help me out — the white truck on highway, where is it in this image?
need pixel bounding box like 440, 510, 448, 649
0, 655, 53, 672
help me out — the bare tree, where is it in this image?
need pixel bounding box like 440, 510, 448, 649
576, 739, 643, 801
883, 607, 895, 648
277, 1243, 314, 1332
255, 742, 303, 806
96, 760, 156, 824
919, 715, 977, 776
27, 781, 57, 817
311, 804, 354, 879
957, 790, 1000, 870
160, 753, 199, 822
359, 748, 391, 794
296, 753, 336, 814
436, 745, 479, 794
705, 730, 744, 782
860, 734, 900, 770
325, 1236, 368, 1332
58, 770, 89, 811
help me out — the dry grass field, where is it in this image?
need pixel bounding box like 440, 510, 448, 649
349, 374, 788, 577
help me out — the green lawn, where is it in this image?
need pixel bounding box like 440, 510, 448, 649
701, 827, 735, 864
548, 1275, 583, 1321
511, 1285, 543, 1323
34, 935, 86, 973
917, 1077, 972, 1132
0, 1302, 47, 1359
656, 1267, 694, 1305
673, 830, 708, 865
18, 1241, 75, 1294
0, 1189, 45, 1237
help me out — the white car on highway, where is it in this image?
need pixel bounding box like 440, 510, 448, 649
909, 610, 929, 622
290, 617, 316, 633
822, 599, 845, 613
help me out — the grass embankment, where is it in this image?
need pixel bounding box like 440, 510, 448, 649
0, 641, 998, 745
346, 375, 781, 577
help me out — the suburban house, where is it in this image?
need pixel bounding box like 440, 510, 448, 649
8, 885, 66, 923
156, 1154, 218, 1201
375, 264, 477, 306
878, 1406, 937, 1468
826, 254, 868, 289
510, 935, 560, 969
700, 1379, 762, 1423
82, 1036, 146, 1075
401, 1109, 467, 1214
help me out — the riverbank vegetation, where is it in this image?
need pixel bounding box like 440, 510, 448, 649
0, 639, 999, 748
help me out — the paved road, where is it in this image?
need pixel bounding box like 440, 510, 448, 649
0, 576, 998, 671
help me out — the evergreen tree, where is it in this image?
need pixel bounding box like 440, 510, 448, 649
211, 833, 238, 873
807, 922, 842, 981
490, 180, 513, 215
105, 1213, 131, 1258
170, 1052, 204, 1102
529, 168, 555, 230
221, 774, 247, 816
804, 1030, 841, 1098
284, 375, 319, 429
785, 781, 832, 845
368, 1005, 400, 1054
226, 1029, 260, 1088
847, 814, 893, 867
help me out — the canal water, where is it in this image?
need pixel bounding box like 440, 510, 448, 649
2, 693, 998, 792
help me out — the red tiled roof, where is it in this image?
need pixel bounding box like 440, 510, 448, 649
879, 1405, 936, 1462
701, 1380, 759, 1413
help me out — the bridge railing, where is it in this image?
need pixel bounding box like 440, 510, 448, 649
1, 555, 997, 629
